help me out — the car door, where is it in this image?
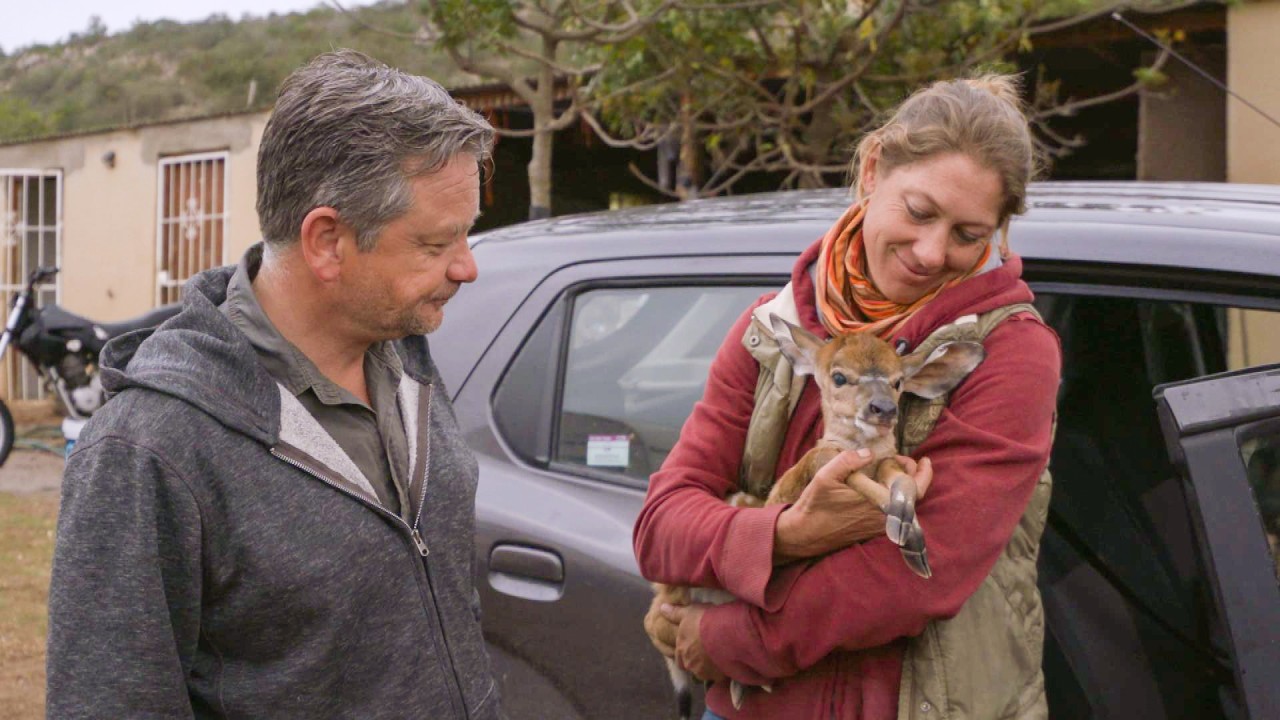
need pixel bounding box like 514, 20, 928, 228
449, 253, 790, 719
1155, 364, 1280, 719
1026, 270, 1280, 718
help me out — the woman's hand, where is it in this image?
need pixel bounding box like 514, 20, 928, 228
774, 451, 933, 564
660, 602, 727, 682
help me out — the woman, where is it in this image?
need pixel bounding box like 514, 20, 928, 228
633, 75, 1061, 720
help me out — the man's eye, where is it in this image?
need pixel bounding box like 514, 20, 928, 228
832, 372, 848, 387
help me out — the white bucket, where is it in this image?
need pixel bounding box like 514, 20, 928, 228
62, 417, 87, 458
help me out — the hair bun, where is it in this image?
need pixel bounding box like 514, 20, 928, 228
962, 74, 1025, 111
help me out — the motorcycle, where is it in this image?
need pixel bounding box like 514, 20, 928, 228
0, 266, 181, 466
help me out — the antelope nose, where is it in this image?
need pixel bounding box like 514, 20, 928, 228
869, 400, 897, 421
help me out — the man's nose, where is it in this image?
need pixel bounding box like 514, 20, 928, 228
448, 242, 479, 284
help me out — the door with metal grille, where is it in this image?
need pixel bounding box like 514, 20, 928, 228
156, 152, 228, 304
1, 170, 61, 403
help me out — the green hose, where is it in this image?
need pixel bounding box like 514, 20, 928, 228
15, 425, 67, 457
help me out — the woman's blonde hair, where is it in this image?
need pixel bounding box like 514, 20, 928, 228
852, 74, 1039, 224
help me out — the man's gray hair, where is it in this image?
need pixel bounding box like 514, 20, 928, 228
256, 49, 494, 250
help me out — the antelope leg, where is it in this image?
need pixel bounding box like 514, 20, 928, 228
883, 474, 918, 546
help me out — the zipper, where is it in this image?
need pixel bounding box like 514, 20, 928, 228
409, 383, 434, 556
269, 441, 468, 719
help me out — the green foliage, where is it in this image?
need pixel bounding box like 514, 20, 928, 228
580, 0, 1152, 194
0, 96, 52, 140
0, 1, 462, 143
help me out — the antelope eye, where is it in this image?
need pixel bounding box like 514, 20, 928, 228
832, 372, 848, 387
892, 378, 903, 391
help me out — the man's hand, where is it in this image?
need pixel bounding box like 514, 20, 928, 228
659, 602, 726, 683
774, 451, 933, 563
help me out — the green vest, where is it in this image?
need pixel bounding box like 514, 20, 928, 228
739, 283, 1053, 720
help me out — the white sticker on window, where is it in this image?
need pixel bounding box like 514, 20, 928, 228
586, 434, 630, 467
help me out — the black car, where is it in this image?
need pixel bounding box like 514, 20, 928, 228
431, 182, 1280, 719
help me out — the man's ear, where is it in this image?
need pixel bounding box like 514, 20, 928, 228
770, 313, 824, 377
298, 207, 352, 283
902, 341, 985, 399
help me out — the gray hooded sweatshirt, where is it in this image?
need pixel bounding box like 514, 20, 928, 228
46, 262, 500, 719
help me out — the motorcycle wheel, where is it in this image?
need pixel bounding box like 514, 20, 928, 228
0, 400, 13, 467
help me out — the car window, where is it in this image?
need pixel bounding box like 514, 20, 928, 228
1034, 292, 1253, 718
553, 285, 770, 482
1240, 430, 1280, 581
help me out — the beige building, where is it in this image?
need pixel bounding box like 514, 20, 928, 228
1227, 0, 1280, 369
0, 111, 269, 403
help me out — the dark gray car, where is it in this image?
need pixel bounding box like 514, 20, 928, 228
431, 182, 1280, 720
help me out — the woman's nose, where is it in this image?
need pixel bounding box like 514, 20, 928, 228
911, 226, 949, 271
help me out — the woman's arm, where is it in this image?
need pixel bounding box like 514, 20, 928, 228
698, 315, 1061, 685
633, 298, 793, 608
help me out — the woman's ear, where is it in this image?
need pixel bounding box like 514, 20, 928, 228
859, 144, 881, 200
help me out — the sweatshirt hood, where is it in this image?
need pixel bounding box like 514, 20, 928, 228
99, 263, 279, 444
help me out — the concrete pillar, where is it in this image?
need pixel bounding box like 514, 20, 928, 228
1227, 0, 1280, 184
1137, 47, 1225, 181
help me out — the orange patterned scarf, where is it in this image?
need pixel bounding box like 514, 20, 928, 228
816, 203, 993, 339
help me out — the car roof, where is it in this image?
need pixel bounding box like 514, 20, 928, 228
471, 181, 1280, 277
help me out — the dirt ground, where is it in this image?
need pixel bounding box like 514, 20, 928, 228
0, 439, 67, 720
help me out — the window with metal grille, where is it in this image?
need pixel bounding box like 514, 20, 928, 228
156, 152, 228, 304
1, 170, 61, 403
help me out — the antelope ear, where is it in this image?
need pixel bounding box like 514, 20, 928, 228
902, 341, 986, 399
770, 313, 824, 376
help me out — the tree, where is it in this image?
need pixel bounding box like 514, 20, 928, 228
0, 97, 51, 140
582, 0, 1180, 199
340, 0, 678, 220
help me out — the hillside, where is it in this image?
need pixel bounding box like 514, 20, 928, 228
0, 1, 469, 143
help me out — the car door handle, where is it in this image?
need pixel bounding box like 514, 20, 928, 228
488, 544, 565, 602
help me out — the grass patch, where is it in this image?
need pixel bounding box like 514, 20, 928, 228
0, 491, 59, 719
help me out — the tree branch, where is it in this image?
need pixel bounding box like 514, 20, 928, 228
328, 0, 429, 42
628, 162, 682, 198
581, 110, 669, 150
1032, 47, 1171, 120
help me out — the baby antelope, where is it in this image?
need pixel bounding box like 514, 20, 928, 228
646, 314, 986, 718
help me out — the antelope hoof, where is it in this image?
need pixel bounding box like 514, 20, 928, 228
731, 680, 747, 710
884, 475, 918, 546
729, 680, 772, 709
899, 521, 932, 579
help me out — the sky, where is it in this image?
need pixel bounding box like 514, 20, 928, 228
0, 0, 379, 54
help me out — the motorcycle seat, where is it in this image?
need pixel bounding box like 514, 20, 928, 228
97, 303, 183, 338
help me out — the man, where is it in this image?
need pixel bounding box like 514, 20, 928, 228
46, 50, 499, 718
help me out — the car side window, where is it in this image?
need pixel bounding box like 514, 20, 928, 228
1034, 292, 1252, 718
552, 285, 769, 482
1240, 431, 1280, 581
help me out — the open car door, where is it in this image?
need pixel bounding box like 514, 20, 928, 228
1155, 363, 1280, 719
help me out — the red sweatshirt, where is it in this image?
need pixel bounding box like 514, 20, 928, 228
633, 238, 1061, 719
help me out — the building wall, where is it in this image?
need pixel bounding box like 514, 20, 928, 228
1227, 0, 1280, 369
1137, 46, 1225, 182
1228, 0, 1280, 184
0, 111, 268, 322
